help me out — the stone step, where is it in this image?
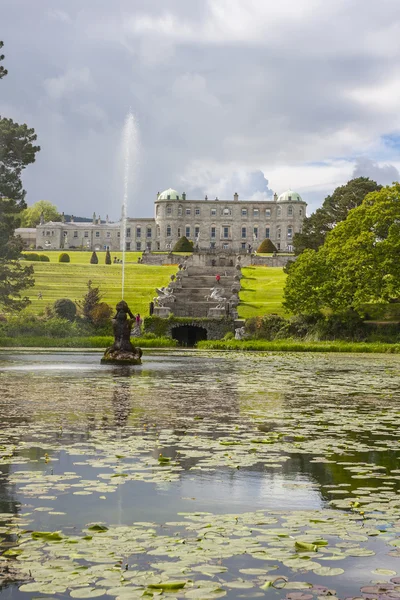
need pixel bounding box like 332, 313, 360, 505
181, 277, 236, 287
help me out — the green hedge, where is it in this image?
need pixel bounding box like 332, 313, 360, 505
0, 336, 177, 348
197, 339, 400, 353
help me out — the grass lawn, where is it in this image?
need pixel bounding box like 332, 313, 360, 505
238, 266, 287, 318
23, 251, 176, 316
22, 252, 288, 318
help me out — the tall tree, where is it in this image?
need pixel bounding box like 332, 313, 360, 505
0, 41, 40, 310
284, 183, 400, 315
0, 41, 7, 79
20, 200, 61, 227
293, 178, 382, 255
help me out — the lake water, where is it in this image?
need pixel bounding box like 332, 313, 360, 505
1, 350, 400, 599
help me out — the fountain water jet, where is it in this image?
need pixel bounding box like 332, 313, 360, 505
101, 112, 142, 365
120, 111, 139, 298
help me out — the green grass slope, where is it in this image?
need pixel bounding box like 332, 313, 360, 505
238, 266, 287, 318
23, 251, 176, 316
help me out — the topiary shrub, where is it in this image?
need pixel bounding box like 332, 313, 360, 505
59, 253, 70, 263
53, 298, 77, 321
39, 254, 50, 262
257, 238, 277, 253
90, 251, 99, 264
105, 249, 111, 264
172, 236, 193, 252
24, 252, 40, 261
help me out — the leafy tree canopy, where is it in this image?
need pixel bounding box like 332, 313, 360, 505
284, 183, 400, 315
293, 177, 382, 255
20, 200, 61, 227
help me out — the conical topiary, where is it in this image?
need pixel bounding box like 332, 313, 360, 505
105, 249, 111, 264
90, 251, 98, 264
172, 236, 194, 252
257, 238, 277, 253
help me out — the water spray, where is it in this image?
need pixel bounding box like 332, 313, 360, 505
121, 111, 135, 299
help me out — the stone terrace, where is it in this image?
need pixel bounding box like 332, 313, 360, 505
171, 266, 237, 317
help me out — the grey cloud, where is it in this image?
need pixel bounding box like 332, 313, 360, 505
352, 158, 399, 185
2, 0, 400, 220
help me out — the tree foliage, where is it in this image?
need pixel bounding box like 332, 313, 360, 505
105, 249, 111, 264
90, 251, 98, 264
58, 253, 70, 263
257, 238, 277, 253
0, 41, 7, 80
173, 236, 193, 252
53, 298, 77, 321
0, 41, 40, 310
293, 178, 382, 255
20, 200, 61, 227
77, 280, 103, 323
284, 184, 400, 315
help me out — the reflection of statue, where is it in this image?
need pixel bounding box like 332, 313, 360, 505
101, 301, 142, 365
111, 380, 132, 427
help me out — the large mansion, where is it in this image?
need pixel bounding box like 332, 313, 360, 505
33, 188, 307, 253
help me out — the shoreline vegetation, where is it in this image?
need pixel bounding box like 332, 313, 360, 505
0, 336, 177, 348
1, 336, 400, 353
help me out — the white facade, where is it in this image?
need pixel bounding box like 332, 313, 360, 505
35, 188, 307, 252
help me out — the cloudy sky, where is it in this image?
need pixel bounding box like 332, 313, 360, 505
2, 0, 400, 220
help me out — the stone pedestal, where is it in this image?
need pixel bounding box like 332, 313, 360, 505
153, 306, 172, 317
208, 307, 227, 318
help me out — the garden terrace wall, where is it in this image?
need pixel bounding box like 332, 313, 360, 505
143, 316, 235, 340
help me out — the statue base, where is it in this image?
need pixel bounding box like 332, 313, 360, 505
101, 347, 142, 366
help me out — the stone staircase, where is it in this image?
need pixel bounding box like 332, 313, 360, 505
153, 264, 241, 318
172, 267, 237, 317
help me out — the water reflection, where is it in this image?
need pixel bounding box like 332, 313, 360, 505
1, 350, 400, 598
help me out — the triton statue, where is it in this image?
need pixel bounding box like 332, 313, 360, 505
101, 300, 142, 365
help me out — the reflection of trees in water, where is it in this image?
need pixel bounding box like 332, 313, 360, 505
0, 465, 19, 516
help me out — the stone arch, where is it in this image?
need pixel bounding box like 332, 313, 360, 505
171, 325, 208, 347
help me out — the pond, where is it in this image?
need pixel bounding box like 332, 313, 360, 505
1, 350, 400, 599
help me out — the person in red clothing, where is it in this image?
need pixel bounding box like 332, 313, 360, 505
216, 274, 221, 284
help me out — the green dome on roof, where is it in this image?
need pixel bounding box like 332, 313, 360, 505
277, 189, 303, 202
158, 188, 180, 200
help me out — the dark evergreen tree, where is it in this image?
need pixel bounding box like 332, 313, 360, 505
0, 42, 40, 310
0, 41, 7, 80
105, 249, 111, 264
77, 280, 103, 323
90, 251, 98, 264
293, 178, 382, 255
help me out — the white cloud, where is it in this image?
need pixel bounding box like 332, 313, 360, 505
44, 68, 93, 100
4, 0, 400, 219
47, 9, 72, 24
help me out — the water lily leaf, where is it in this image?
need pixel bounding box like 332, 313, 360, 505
372, 568, 397, 575
312, 567, 344, 576
31, 531, 64, 541
147, 582, 186, 591
87, 525, 108, 532
70, 588, 107, 598
295, 541, 318, 553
